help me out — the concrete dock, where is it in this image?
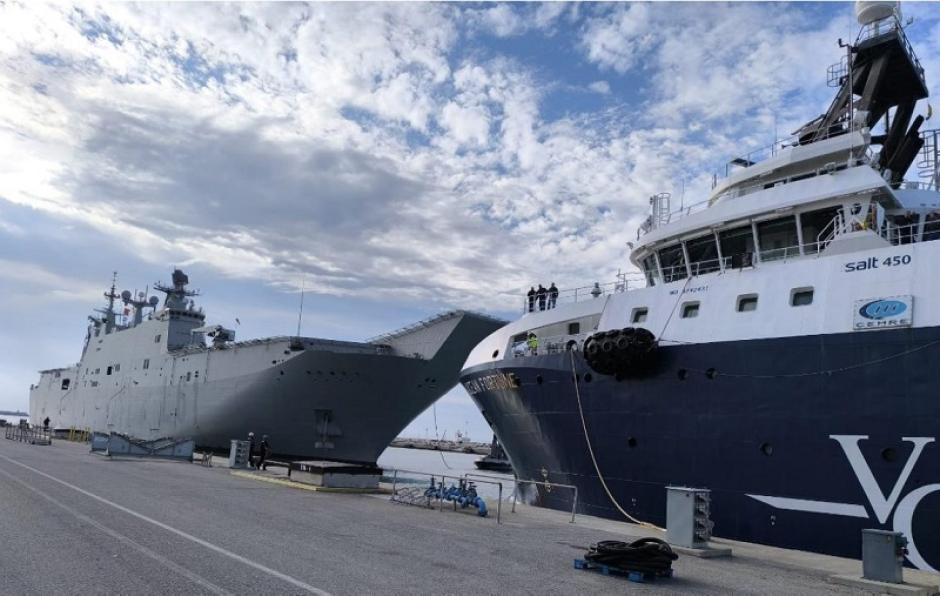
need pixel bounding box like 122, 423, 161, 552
1, 439, 937, 595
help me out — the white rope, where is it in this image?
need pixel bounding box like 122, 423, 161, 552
569, 349, 663, 531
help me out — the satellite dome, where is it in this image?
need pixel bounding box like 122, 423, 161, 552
121, 290, 132, 301
855, 0, 897, 25
148, 296, 160, 306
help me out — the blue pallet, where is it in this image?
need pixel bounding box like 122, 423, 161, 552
573, 559, 674, 583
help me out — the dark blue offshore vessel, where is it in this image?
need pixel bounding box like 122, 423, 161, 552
461, 2, 940, 573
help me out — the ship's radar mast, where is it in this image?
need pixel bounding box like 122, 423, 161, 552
93, 271, 120, 334
121, 288, 159, 326
154, 268, 199, 310
856, 0, 899, 25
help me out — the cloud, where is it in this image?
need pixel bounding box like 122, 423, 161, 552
588, 80, 610, 95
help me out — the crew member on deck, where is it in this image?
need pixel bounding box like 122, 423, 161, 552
43, 417, 50, 430
548, 283, 558, 309
536, 285, 547, 311
527, 333, 538, 355
527, 287, 536, 312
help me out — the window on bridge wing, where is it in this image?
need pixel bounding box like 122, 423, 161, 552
800, 206, 841, 253
658, 244, 687, 283
719, 225, 756, 269
685, 234, 721, 276
923, 212, 940, 243
641, 255, 659, 286
757, 216, 800, 262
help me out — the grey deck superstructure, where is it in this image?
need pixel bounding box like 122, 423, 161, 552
29, 269, 505, 463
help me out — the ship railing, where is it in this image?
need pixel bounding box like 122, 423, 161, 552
511, 477, 578, 523
879, 218, 940, 246
758, 245, 803, 263
640, 157, 866, 239
521, 277, 644, 314
857, 13, 925, 86
512, 333, 589, 358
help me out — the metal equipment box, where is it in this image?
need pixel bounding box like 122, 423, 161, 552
666, 486, 713, 549
229, 439, 250, 469
862, 529, 906, 584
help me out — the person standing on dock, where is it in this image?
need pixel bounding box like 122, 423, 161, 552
536, 284, 547, 311
548, 283, 558, 309
259, 435, 271, 470
43, 417, 50, 430
527, 287, 536, 312
248, 431, 256, 469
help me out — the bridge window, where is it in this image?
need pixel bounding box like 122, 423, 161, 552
791, 288, 814, 306
737, 294, 759, 312
686, 235, 721, 275
658, 244, 687, 283
719, 225, 755, 269
186, 372, 191, 382
61, 379, 70, 390
800, 206, 841, 253
924, 212, 940, 242
631, 308, 648, 323
143, 359, 150, 370
757, 216, 799, 261
106, 366, 112, 375
154, 334, 161, 343
681, 302, 700, 318
641, 255, 659, 287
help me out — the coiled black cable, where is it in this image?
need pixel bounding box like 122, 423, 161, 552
584, 538, 678, 575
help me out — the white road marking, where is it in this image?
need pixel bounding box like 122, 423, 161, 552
0, 465, 233, 596
0, 454, 331, 596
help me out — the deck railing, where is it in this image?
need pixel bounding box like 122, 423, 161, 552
521, 277, 644, 314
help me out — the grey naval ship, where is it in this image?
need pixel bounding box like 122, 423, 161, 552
30, 269, 505, 463
461, 1, 940, 572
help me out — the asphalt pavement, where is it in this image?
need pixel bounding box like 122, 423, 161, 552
0, 438, 900, 595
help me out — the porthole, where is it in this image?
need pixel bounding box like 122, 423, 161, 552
791, 287, 814, 307
627, 437, 638, 448
677, 369, 688, 380
881, 448, 897, 462
705, 368, 717, 379
536, 375, 543, 385
492, 349, 499, 358
737, 294, 759, 312
681, 302, 700, 319
760, 442, 774, 456
584, 373, 593, 383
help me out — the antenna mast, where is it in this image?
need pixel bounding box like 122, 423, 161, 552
296, 275, 306, 338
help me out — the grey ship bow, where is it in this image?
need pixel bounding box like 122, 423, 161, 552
30, 269, 505, 463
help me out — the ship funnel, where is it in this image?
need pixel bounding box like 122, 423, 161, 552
855, 0, 898, 25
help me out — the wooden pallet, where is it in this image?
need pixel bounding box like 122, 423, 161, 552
573, 559, 674, 583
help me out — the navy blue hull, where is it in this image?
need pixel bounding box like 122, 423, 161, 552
461, 327, 940, 571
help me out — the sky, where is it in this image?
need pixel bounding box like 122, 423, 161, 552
1, 2, 939, 439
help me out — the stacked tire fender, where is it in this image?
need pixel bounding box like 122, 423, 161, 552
583, 327, 658, 377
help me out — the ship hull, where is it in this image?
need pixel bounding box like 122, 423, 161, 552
32, 312, 505, 464
461, 326, 940, 572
